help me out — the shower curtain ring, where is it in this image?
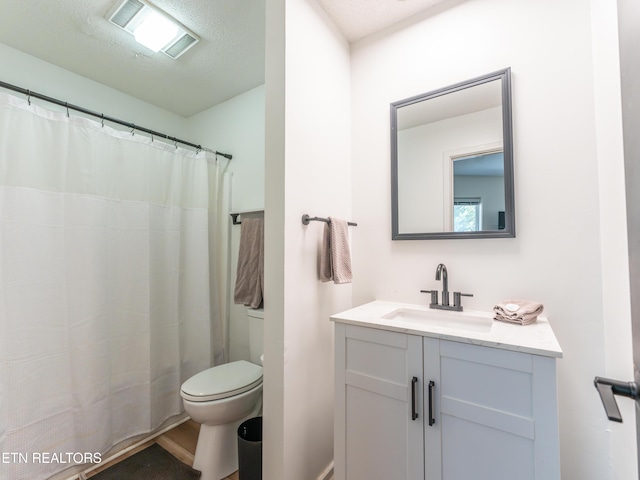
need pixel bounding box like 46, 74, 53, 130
131, 124, 135, 136
27, 90, 31, 105
101, 114, 104, 127
65, 102, 69, 117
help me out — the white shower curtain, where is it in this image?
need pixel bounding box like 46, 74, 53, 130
0, 92, 228, 480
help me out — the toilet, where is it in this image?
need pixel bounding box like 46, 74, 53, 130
181, 308, 264, 480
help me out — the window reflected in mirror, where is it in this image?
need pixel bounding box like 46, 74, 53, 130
452, 150, 505, 232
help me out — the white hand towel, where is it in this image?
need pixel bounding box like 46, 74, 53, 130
319, 217, 352, 284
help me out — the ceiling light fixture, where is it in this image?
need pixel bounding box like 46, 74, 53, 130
134, 10, 179, 52
108, 0, 199, 59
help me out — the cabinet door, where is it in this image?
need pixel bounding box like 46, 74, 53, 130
335, 324, 424, 480
424, 338, 560, 480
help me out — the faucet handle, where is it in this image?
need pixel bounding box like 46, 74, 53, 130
453, 292, 473, 309
420, 289, 438, 306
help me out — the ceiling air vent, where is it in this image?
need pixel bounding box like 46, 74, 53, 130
110, 0, 144, 28
164, 33, 197, 59
107, 0, 200, 59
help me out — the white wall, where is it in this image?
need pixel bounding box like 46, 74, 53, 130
0, 43, 187, 136
351, 0, 634, 478
263, 0, 286, 473
187, 85, 266, 215
264, 0, 351, 478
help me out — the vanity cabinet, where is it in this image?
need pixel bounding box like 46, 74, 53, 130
422, 337, 560, 480
333, 324, 424, 479
333, 323, 560, 480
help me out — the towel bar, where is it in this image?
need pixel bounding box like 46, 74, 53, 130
230, 209, 264, 225
301, 214, 357, 226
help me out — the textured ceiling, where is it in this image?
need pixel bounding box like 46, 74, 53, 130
0, 0, 266, 117
0, 0, 447, 117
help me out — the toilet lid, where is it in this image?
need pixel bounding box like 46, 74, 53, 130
181, 360, 263, 402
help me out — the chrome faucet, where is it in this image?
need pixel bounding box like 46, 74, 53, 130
436, 263, 449, 306
420, 263, 473, 312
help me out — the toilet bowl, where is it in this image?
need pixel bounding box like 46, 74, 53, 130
181, 308, 264, 480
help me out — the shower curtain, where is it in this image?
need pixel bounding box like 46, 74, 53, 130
0, 92, 229, 480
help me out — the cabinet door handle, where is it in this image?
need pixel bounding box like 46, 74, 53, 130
411, 377, 419, 421
428, 381, 435, 426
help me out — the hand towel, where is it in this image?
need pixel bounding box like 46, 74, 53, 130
319, 223, 333, 282
234, 217, 264, 308
319, 217, 353, 284
493, 300, 543, 326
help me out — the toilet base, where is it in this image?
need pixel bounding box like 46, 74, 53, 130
192, 401, 262, 480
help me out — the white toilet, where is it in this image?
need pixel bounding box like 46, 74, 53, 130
181, 308, 264, 480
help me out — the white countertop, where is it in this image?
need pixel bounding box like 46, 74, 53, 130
330, 300, 563, 358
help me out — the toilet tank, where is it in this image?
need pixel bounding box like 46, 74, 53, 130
247, 308, 264, 365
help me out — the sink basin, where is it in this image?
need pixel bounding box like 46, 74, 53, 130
381, 307, 493, 333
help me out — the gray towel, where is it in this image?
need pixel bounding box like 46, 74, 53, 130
319, 217, 352, 284
234, 217, 264, 308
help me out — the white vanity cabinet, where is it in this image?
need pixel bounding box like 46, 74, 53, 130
422, 337, 560, 480
332, 302, 562, 480
333, 324, 424, 480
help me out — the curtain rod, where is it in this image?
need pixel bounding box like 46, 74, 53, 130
0, 79, 233, 160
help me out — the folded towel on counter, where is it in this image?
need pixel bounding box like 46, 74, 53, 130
493, 300, 544, 326
234, 217, 264, 308
319, 217, 352, 284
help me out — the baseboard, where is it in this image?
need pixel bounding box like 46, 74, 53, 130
318, 460, 334, 480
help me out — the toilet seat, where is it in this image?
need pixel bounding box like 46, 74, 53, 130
181, 360, 263, 402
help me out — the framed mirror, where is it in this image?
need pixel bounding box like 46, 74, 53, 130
391, 68, 514, 240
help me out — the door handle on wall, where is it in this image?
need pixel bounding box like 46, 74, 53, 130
594, 376, 640, 422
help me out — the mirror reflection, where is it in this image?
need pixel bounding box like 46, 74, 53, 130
391, 68, 514, 240
451, 150, 504, 232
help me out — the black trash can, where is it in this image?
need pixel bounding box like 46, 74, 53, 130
237, 416, 262, 480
